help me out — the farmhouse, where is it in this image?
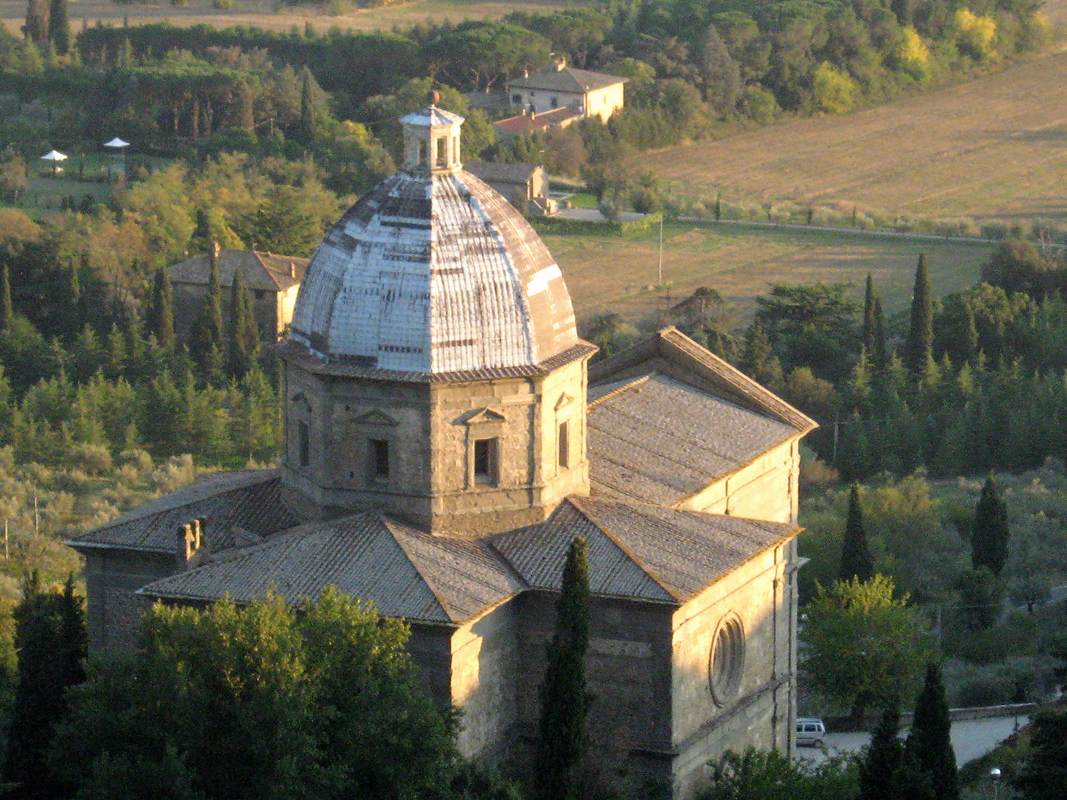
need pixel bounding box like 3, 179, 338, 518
495, 58, 627, 138
69, 106, 814, 798
464, 161, 554, 214
168, 246, 309, 341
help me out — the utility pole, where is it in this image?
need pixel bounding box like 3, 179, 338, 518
3, 519, 7, 560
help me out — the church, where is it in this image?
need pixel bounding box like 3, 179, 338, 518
69, 105, 816, 798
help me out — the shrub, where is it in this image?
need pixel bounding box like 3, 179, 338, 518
70, 444, 112, 475
955, 9, 997, 61
813, 62, 858, 114
738, 86, 779, 123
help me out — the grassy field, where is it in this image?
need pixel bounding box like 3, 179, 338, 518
640, 50, 1067, 226
544, 222, 996, 326
0, 0, 581, 35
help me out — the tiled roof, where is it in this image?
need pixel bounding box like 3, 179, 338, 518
399, 106, 465, 128
66, 471, 300, 554
169, 250, 309, 292
493, 107, 582, 136
139, 513, 524, 625
465, 161, 540, 184
491, 497, 797, 603
508, 66, 626, 93
587, 371, 797, 506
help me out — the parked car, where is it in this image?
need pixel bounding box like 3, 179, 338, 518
796, 717, 827, 747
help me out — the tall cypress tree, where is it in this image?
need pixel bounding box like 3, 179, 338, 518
192, 247, 224, 370
906, 254, 933, 375
299, 67, 316, 142
0, 264, 14, 333
227, 270, 259, 379
873, 297, 887, 369
147, 267, 175, 352
535, 535, 590, 800
840, 483, 874, 582
860, 704, 903, 800
1016, 710, 1067, 800
862, 273, 878, 357
48, 0, 69, 54
972, 476, 1009, 576
907, 663, 958, 800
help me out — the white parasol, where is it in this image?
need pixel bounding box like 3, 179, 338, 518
40, 150, 67, 175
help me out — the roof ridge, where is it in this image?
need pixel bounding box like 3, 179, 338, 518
587, 372, 652, 410
380, 517, 454, 623
566, 496, 681, 602
250, 249, 285, 290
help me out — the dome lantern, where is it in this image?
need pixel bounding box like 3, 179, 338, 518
399, 100, 464, 175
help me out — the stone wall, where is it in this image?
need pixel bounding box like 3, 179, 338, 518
171, 281, 285, 343
585, 84, 625, 122
681, 438, 800, 524
669, 542, 796, 799
84, 549, 180, 652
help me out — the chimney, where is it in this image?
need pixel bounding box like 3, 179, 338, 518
553, 55, 566, 72
523, 65, 529, 79
289, 261, 296, 279
177, 518, 206, 567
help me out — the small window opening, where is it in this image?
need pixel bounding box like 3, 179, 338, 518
557, 421, 570, 470
474, 438, 497, 484
435, 137, 447, 167
512, 94, 522, 105
298, 420, 309, 467
417, 140, 428, 165
369, 439, 390, 480
453, 136, 459, 163
551, 96, 559, 108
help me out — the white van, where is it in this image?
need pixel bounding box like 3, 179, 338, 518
795, 718, 827, 747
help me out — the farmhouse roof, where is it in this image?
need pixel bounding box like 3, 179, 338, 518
508, 66, 627, 93
493, 106, 582, 136
169, 249, 309, 292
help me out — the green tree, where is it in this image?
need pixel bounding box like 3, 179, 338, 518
906, 663, 958, 800
972, 476, 1009, 576
47, 0, 69, 54
956, 566, 1002, 630
0, 264, 13, 333
146, 267, 175, 352
700, 24, 740, 113
5, 572, 86, 799
801, 575, 934, 722
51, 589, 464, 800
191, 249, 224, 371
227, 270, 258, 379
840, 483, 874, 582
906, 254, 934, 375
1016, 710, 1067, 800
535, 535, 590, 800
248, 187, 323, 257
862, 274, 877, 357
859, 704, 903, 800
699, 749, 858, 800
299, 66, 317, 142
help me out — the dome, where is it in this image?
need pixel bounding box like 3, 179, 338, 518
288, 106, 579, 377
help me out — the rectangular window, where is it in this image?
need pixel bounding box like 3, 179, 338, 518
298, 421, 309, 467
435, 137, 447, 167
474, 438, 497, 484
512, 94, 522, 105
557, 421, 569, 470
551, 96, 559, 108
369, 439, 390, 480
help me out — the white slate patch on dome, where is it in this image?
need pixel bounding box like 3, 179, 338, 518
288, 167, 579, 376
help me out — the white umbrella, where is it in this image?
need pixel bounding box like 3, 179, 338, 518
40, 150, 67, 175
103, 137, 130, 149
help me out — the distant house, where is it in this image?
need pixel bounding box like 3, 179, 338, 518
169, 247, 309, 342
465, 161, 553, 214
495, 57, 627, 138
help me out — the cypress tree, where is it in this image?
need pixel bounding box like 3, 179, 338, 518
227, 270, 259, 379
0, 264, 14, 333
863, 273, 878, 357
235, 79, 255, 133
906, 254, 934, 375
48, 0, 69, 54
23, 0, 49, 46
972, 476, 1009, 576
859, 704, 903, 800
192, 247, 224, 370
907, 663, 958, 800
58, 574, 86, 693
840, 483, 874, 582
535, 535, 590, 800
147, 267, 175, 352
299, 67, 316, 142
873, 297, 887, 369
961, 300, 979, 364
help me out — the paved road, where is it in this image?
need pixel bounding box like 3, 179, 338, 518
795, 715, 1028, 766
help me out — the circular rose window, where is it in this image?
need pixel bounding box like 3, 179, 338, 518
709, 614, 745, 707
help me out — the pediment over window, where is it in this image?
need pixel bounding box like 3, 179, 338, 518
353, 409, 398, 427
554, 393, 575, 411
291, 392, 311, 413
463, 407, 507, 426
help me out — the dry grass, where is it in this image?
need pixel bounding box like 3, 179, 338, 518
640, 50, 1067, 225
544, 222, 996, 326
0, 0, 579, 35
